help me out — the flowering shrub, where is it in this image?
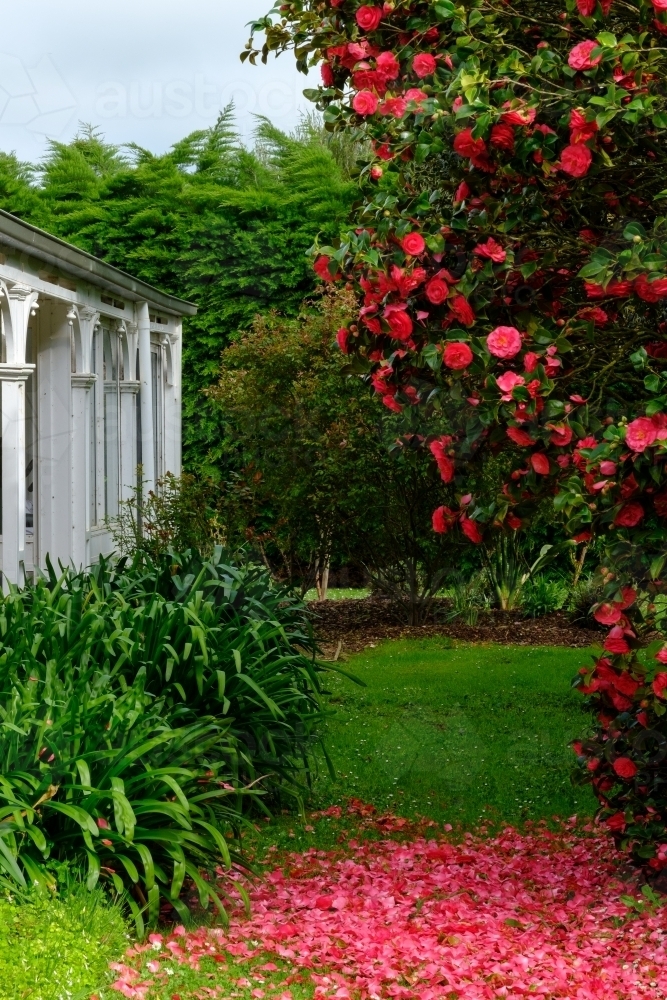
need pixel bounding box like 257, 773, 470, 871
112, 824, 667, 998
246, 1, 667, 873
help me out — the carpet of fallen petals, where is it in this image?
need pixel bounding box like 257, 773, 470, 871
108, 822, 667, 1000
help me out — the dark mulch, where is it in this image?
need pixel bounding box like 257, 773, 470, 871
307, 597, 602, 657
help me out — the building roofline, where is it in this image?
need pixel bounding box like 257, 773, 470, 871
0, 210, 197, 317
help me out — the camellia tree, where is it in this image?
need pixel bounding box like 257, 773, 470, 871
246, 0, 667, 873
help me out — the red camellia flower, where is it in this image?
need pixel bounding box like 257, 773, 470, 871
314, 256, 339, 282
386, 309, 413, 340
432, 505, 456, 534
490, 123, 515, 151
614, 502, 644, 528
604, 626, 631, 654
560, 144, 593, 178
656, 647, 667, 664
321, 63, 335, 87
549, 424, 573, 447
425, 278, 448, 305
507, 426, 534, 447
412, 53, 437, 78
402, 232, 425, 256
653, 0, 667, 9
613, 757, 638, 780
460, 515, 483, 544
430, 439, 455, 482
577, 0, 596, 14
353, 90, 379, 116
568, 40, 603, 71
654, 671, 667, 697
594, 603, 622, 626
530, 453, 550, 475
453, 128, 487, 160
356, 5, 383, 31
336, 328, 349, 354
450, 295, 475, 326
376, 51, 400, 79
453, 181, 471, 203
606, 812, 627, 832
506, 512, 522, 530
487, 326, 522, 358
474, 238, 506, 263
625, 416, 658, 452
635, 274, 667, 302
444, 341, 473, 370
380, 96, 407, 118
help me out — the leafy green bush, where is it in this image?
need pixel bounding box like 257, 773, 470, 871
0, 551, 331, 929
521, 577, 568, 619
0, 886, 127, 1000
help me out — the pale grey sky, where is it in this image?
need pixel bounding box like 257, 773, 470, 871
0, 0, 316, 163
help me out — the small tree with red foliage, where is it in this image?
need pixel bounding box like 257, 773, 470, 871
246, 0, 667, 874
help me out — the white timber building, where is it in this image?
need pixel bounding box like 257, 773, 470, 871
0, 210, 196, 586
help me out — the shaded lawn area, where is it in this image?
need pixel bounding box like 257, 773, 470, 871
311, 637, 599, 830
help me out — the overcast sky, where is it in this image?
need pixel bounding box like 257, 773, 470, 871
0, 0, 316, 164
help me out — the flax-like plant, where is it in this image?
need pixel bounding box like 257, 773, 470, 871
0, 549, 337, 930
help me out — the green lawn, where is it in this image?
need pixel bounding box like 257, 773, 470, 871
312, 637, 598, 828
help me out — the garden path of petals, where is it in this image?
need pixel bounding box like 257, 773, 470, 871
111, 825, 667, 1000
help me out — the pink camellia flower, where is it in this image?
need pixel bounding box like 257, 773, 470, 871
321, 63, 335, 87
577, 0, 596, 14
370, 165, 383, 180
380, 96, 407, 118
626, 416, 658, 452
412, 53, 437, 78
356, 5, 383, 31
487, 326, 523, 359
496, 371, 525, 397
594, 603, 622, 626
613, 757, 638, 780
425, 278, 448, 305
353, 90, 379, 116
405, 88, 428, 107
97, 816, 111, 829
560, 144, 593, 178
450, 295, 475, 326
507, 426, 534, 447
531, 453, 550, 475
599, 460, 617, 475
654, 671, 667, 697
432, 505, 456, 534
336, 328, 349, 354
568, 40, 603, 71
376, 51, 400, 79
604, 626, 630, 654
474, 238, 506, 263
656, 647, 667, 664
500, 103, 536, 126
614, 502, 644, 528
402, 232, 425, 256
460, 515, 483, 544
653, 0, 667, 9
443, 341, 473, 370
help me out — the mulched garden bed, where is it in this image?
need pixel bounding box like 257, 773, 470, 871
307, 597, 602, 656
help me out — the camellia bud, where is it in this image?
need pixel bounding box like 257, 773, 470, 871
370, 165, 383, 180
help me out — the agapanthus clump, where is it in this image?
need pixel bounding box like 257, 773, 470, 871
246, 1, 667, 872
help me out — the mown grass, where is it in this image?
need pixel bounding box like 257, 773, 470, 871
33, 637, 601, 1000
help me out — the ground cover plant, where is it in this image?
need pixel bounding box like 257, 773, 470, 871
0, 886, 127, 1000
247, 0, 667, 876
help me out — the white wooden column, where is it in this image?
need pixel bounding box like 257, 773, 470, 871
0, 283, 38, 588
70, 306, 99, 569
120, 380, 140, 501
137, 302, 155, 494
164, 324, 182, 476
